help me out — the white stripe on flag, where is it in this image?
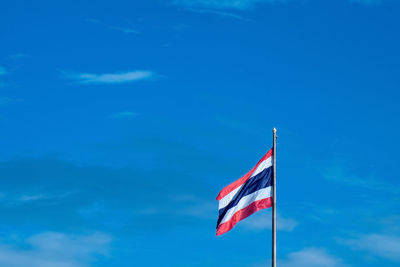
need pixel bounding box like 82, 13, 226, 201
220, 186, 273, 225
218, 157, 272, 210
219, 185, 242, 210
251, 156, 272, 179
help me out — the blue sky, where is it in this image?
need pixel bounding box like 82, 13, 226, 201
1, 0, 400, 266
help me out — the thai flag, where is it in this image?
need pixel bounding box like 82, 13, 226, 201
216, 149, 273, 236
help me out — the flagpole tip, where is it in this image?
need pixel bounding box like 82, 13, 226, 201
273, 128, 277, 134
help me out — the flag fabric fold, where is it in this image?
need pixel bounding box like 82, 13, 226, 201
216, 149, 273, 236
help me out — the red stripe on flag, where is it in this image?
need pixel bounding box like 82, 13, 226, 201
216, 149, 273, 201
216, 197, 273, 236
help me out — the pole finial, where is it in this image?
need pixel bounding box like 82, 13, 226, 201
273, 128, 277, 134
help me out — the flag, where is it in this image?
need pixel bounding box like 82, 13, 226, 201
216, 149, 273, 236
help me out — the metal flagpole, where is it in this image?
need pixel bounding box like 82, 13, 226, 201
272, 128, 277, 267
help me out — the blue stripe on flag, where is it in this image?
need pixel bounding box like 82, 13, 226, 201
217, 166, 273, 227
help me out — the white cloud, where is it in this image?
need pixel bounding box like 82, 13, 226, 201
107, 26, 139, 34
141, 195, 217, 220
351, 0, 384, 5
109, 111, 139, 119
173, 0, 279, 10
343, 234, 400, 262
322, 164, 400, 193
0, 97, 15, 105
279, 247, 348, 267
173, 0, 390, 10
184, 8, 255, 22
0, 232, 111, 267
0, 66, 7, 76
178, 201, 216, 219
242, 210, 299, 231
17, 194, 46, 201
0, 67, 7, 88
87, 19, 139, 34
64, 70, 155, 84
6, 53, 30, 60
1, 191, 76, 206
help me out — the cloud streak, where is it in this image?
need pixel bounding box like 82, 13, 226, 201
0, 191, 76, 207
242, 210, 299, 231
322, 164, 400, 194
0, 152, 217, 230
64, 70, 155, 84
17, 194, 46, 202
279, 248, 348, 267
173, 0, 280, 10
0, 232, 111, 267
343, 234, 400, 262
351, 0, 384, 5
174, 0, 389, 10
0, 66, 7, 76
0, 97, 16, 105
0, 66, 7, 88
87, 19, 139, 34
109, 111, 139, 119
184, 8, 255, 22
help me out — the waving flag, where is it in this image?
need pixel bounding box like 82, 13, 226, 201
216, 149, 274, 236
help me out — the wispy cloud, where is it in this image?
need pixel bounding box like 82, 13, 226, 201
6, 53, 30, 60
380, 215, 400, 232
174, 0, 389, 10
322, 164, 400, 193
184, 7, 255, 22
0, 232, 111, 267
109, 111, 139, 119
0, 66, 7, 76
18, 194, 46, 202
0, 97, 16, 105
173, 0, 280, 10
142, 194, 217, 220
64, 70, 155, 84
242, 210, 299, 231
351, 0, 385, 5
0, 66, 8, 88
342, 234, 400, 262
177, 200, 216, 220
0, 191, 76, 207
279, 248, 349, 267
87, 19, 139, 34
0, 155, 217, 230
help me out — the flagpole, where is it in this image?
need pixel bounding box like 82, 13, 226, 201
272, 128, 277, 267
